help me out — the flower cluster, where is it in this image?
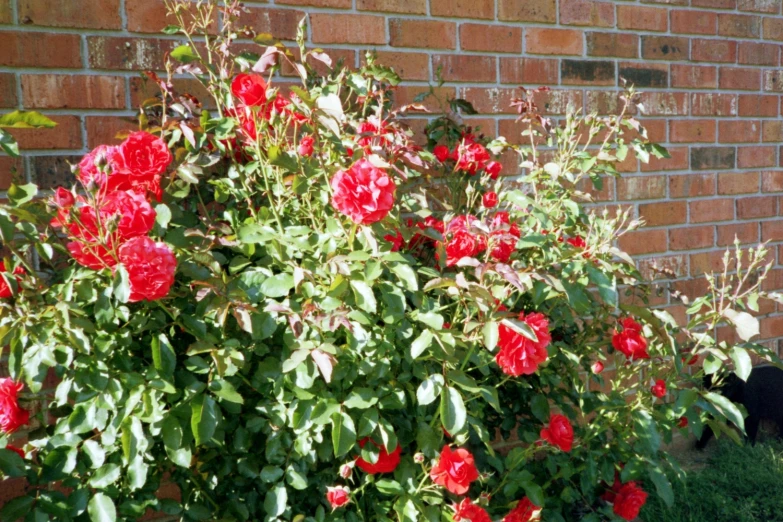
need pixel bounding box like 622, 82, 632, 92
0, 378, 29, 434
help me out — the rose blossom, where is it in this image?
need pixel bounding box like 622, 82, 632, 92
453, 498, 491, 522
430, 445, 479, 495
489, 212, 520, 263
330, 158, 396, 225
540, 414, 574, 452
591, 361, 604, 374
0, 379, 30, 434
108, 131, 172, 201
355, 437, 401, 474
298, 135, 315, 157
483, 192, 498, 208
612, 317, 649, 360
383, 229, 405, 252
651, 379, 667, 399
434, 145, 450, 162
495, 312, 552, 376
455, 141, 490, 175
485, 161, 502, 180
444, 215, 486, 267
678, 416, 689, 428
504, 497, 541, 522
612, 481, 648, 521
102, 190, 157, 241
356, 116, 389, 148
231, 73, 267, 107
118, 237, 177, 302
566, 236, 586, 249
326, 486, 350, 510
0, 262, 24, 299
77, 144, 118, 188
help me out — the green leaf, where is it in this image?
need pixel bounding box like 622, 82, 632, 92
162, 416, 191, 468
730, 347, 752, 382
89, 464, 121, 489
394, 497, 418, 522
191, 394, 219, 445
264, 484, 288, 518
722, 309, 759, 342
0, 447, 25, 477
410, 330, 433, 359
530, 394, 550, 422
586, 264, 617, 307
376, 479, 404, 496
483, 322, 499, 352
210, 379, 244, 404
522, 482, 546, 508
0, 129, 20, 156
705, 391, 745, 432
268, 145, 300, 172
633, 410, 661, 453
440, 387, 466, 435
0, 110, 57, 129
7, 183, 38, 206
350, 280, 377, 313
0, 496, 35, 521
416, 374, 444, 406
170, 44, 199, 63
391, 264, 418, 291
331, 411, 356, 458
261, 273, 294, 298
416, 312, 444, 330
155, 203, 172, 229
648, 466, 674, 507
87, 493, 116, 522
112, 265, 130, 303
343, 388, 378, 409
152, 334, 176, 379
82, 440, 105, 469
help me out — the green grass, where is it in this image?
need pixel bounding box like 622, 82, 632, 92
642, 439, 783, 522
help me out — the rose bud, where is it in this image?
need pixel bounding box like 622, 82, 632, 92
339, 463, 353, 479
482, 192, 498, 208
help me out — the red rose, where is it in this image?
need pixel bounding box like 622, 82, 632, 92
53, 187, 75, 209
298, 135, 315, 157
5, 445, 24, 459
0, 379, 30, 434
0, 262, 24, 299
77, 145, 117, 188
444, 215, 486, 266
483, 192, 498, 208
356, 117, 389, 148
504, 497, 541, 522
566, 236, 586, 249
430, 445, 479, 495
651, 379, 666, 399
591, 361, 604, 374
434, 145, 451, 162
485, 161, 502, 180
119, 237, 177, 302
495, 312, 552, 376
383, 230, 405, 252
612, 318, 649, 360
540, 414, 574, 452
456, 141, 490, 175
453, 498, 491, 522
355, 437, 401, 474
331, 158, 396, 225
102, 190, 157, 241
489, 212, 520, 263
109, 131, 171, 201
231, 73, 267, 107
678, 416, 689, 428
326, 486, 350, 510
612, 482, 648, 521
67, 241, 116, 270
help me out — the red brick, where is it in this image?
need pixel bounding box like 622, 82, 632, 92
431, 0, 494, 19
357, 0, 426, 13
618, 62, 668, 88
460, 88, 519, 115
617, 6, 668, 32
738, 41, 779, 65
718, 172, 760, 194
0, 0, 10, 24
389, 19, 455, 50
670, 120, 716, 143
584, 90, 626, 114
719, 120, 760, 143
763, 18, 783, 40
498, 0, 557, 22
361, 52, 429, 81
690, 251, 730, 276
671, 65, 718, 89
21, 75, 125, 110
638, 92, 689, 116
738, 0, 780, 13
500, 58, 559, 85
738, 146, 777, 168
616, 175, 666, 200
559, 0, 615, 27
671, 10, 717, 34
762, 221, 783, 241
432, 55, 496, 83
642, 146, 690, 172
130, 77, 214, 109
0, 74, 16, 108
87, 36, 177, 70
738, 95, 778, 117
19, 0, 120, 29
669, 173, 716, 198
561, 60, 615, 86
311, 14, 386, 44
689, 198, 735, 223
692, 39, 737, 63
639, 201, 688, 226
764, 71, 783, 92
670, 226, 715, 250
719, 67, 761, 91
8, 115, 82, 150
236, 8, 306, 40
0, 156, 22, 191
641, 36, 689, 61
763, 121, 783, 142
526, 28, 583, 56
277, 0, 350, 7
394, 86, 455, 112
460, 24, 522, 54
738, 195, 775, 218
618, 230, 668, 255
762, 170, 783, 192
85, 116, 139, 148
718, 14, 761, 38
691, 93, 737, 117
693, 0, 736, 7
0, 32, 81, 68
531, 89, 584, 115
586, 32, 638, 58
717, 222, 759, 246
127, 0, 219, 34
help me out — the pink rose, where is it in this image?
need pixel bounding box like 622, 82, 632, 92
330, 159, 396, 225
119, 237, 177, 302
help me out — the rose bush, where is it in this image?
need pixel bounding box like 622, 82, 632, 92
0, 2, 779, 521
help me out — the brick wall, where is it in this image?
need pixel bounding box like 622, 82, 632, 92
2, 0, 783, 352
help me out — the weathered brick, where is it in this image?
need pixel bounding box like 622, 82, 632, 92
671, 10, 717, 34
586, 32, 638, 58
389, 19, 455, 50
311, 14, 386, 44
617, 6, 668, 32
669, 173, 716, 198
738, 94, 778, 117
719, 120, 760, 143
0, 74, 17, 108
561, 60, 615, 86
277, 0, 351, 7
0, 32, 82, 68
737, 145, 776, 168
30, 155, 81, 189
21, 75, 126, 110
236, 7, 305, 40
128, 0, 218, 34
619, 63, 668, 88
738, 195, 776, 218
762, 170, 783, 192
691, 147, 736, 170
763, 121, 783, 142
692, 39, 737, 63
460, 24, 522, 54
738, 0, 780, 13
19, 0, 121, 29
671, 65, 718, 89
498, 0, 557, 23
642, 146, 689, 171
670, 226, 715, 250
85, 116, 139, 148
642, 36, 689, 61
719, 67, 761, 91
500, 58, 559, 85
718, 171, 760, 194
763, 71, 783, 92
762, 17, 783, 40
638, 92, 689, 116
460, 88, 519, 115
130, 77, 215, 109
393, 86, 455, 112
526, 28, 583, 56
670, 120, 716, 143
361, 51, 429, 81
531, 89, 584, 115
8, 115, 82, 150
432, 55, 496, 83
618, 229, 668, 255
0, 156, 22, 191
87, 36, 178, 70
690, 250, 731, 276
584, 90, 626, 115
738, 42, 779, 65
616, 175, 666, 200
639, 201, 688, 226
691, 93, 737, 117
692, 0, 736, 8
431, 0, 494, 19
0, 0, 10, 24
717, 222, 759, 246
690, 198, 735, 223
559, 0, 615, 27
718, 14, 761, 38
357, 0, 427, 13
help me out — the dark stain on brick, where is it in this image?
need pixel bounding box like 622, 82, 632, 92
619, 67, 668, 88
561, 60, 615, 84
31, 155, 80, 189
642, 36, 689, 61
690, 147, 736, 171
